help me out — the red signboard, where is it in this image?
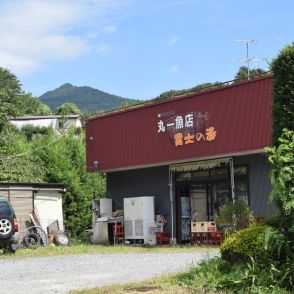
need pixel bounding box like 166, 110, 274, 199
86, 77, 272, 172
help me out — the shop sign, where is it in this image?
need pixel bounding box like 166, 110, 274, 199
157, 111, 217, 147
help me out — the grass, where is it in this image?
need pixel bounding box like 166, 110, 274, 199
0, 244, 219, 259
71, 274, 197, 294
71, 256, 292, 294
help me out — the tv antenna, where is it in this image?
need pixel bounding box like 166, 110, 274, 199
235, 39, 257, 80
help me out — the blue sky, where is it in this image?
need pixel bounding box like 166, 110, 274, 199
0, 0, 293, 100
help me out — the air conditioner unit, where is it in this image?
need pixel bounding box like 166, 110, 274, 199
124, 196, 156, 244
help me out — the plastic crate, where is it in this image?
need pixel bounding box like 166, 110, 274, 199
155, 232, 170, 245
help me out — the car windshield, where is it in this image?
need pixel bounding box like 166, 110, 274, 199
0, 201, 12, 216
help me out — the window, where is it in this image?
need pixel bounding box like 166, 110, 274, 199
234, 166, 249, 205
0, 201, 12, 216
210, 168, 228, 179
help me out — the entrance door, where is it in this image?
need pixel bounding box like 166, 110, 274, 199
175, 166, 232, 243
190, 184, 208, 222
176, 185, 191, 243
176, 183, 209, 243
208, 181, 231, 219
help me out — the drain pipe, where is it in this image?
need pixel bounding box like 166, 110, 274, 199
169, 169, 175, 244
229, 157, 235, 202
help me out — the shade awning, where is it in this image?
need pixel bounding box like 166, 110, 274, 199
169, 157, 231, 172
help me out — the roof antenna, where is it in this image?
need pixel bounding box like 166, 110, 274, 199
235, 39, 257, 80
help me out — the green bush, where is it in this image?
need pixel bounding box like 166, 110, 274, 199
220, 225, 275, 262
174, 257, 291, 293
215, 198, 255, 232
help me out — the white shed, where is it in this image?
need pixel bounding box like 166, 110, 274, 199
0, 183, 67, 241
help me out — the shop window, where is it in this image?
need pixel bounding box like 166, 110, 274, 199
234, 166, 249, 205
234, 166, 248, 176
210, 168, 228, 179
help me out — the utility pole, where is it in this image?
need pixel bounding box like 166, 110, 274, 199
235, 39, 257, 80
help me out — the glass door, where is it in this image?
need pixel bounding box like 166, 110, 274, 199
209, 181, 231, 219
180, 196, 191, 241
190, 184, 208, 222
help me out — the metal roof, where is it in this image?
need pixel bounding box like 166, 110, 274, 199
86, 76, 273, 172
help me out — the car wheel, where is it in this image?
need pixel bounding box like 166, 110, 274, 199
53, 232, 69, 246
0, 215, 14, 240
23, 233, 41, 249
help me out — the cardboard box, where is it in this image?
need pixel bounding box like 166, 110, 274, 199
191, 221, 216, 233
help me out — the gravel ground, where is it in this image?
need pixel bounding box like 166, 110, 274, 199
0, 251, 217, 294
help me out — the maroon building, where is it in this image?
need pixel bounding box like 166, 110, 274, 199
86, 76, 273, 243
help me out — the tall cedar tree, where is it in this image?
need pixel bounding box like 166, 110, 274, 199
270, 43, 294, 145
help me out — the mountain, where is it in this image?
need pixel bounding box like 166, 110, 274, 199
38, 83, 138, 112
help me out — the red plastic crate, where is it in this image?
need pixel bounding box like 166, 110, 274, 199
156, 232, 170, 245
210, 231, 224, 245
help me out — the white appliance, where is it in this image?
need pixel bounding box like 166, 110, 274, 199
124, 196, 156, 244
99, 198, 112, 217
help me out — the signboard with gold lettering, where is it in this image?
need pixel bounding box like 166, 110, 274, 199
157, 111, 217, 147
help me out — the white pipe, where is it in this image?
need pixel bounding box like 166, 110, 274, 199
169, 169, 175, 244
230, 158, 235, 202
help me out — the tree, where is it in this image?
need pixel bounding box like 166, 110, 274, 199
18, 93, 52, 116
270, 43, 294, 145
266, 130, 294, 238
118, 101, 140, 109
32, 128, 105, 238
0, 67, 102, 241
0, 67, 52, 130
234, 66, 267, 81
157, 82, 221, 100
0, 67, 22, 134
55, 103, 81, 115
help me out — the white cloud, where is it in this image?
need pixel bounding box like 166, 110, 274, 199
0, 0, 127, 75
102, 25, 116, 34
170, 65, 179, 73
0, 51, 38, 75
97, 43, 111, 55
168, 35, 180, 46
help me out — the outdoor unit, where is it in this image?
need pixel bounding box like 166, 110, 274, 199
124, 196, 156, 244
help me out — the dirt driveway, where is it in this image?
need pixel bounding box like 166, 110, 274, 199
0, 252, 217, 293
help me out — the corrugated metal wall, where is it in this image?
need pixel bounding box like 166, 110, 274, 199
0, 187, 33, 241
107, 165, 172, 233
234, 153, 274, 216
87, 77, 272, 172
107, 153, 274, 238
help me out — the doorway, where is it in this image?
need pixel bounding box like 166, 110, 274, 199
175, 166, 231, 243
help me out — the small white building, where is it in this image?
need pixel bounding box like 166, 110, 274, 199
9, 115, 82, 131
